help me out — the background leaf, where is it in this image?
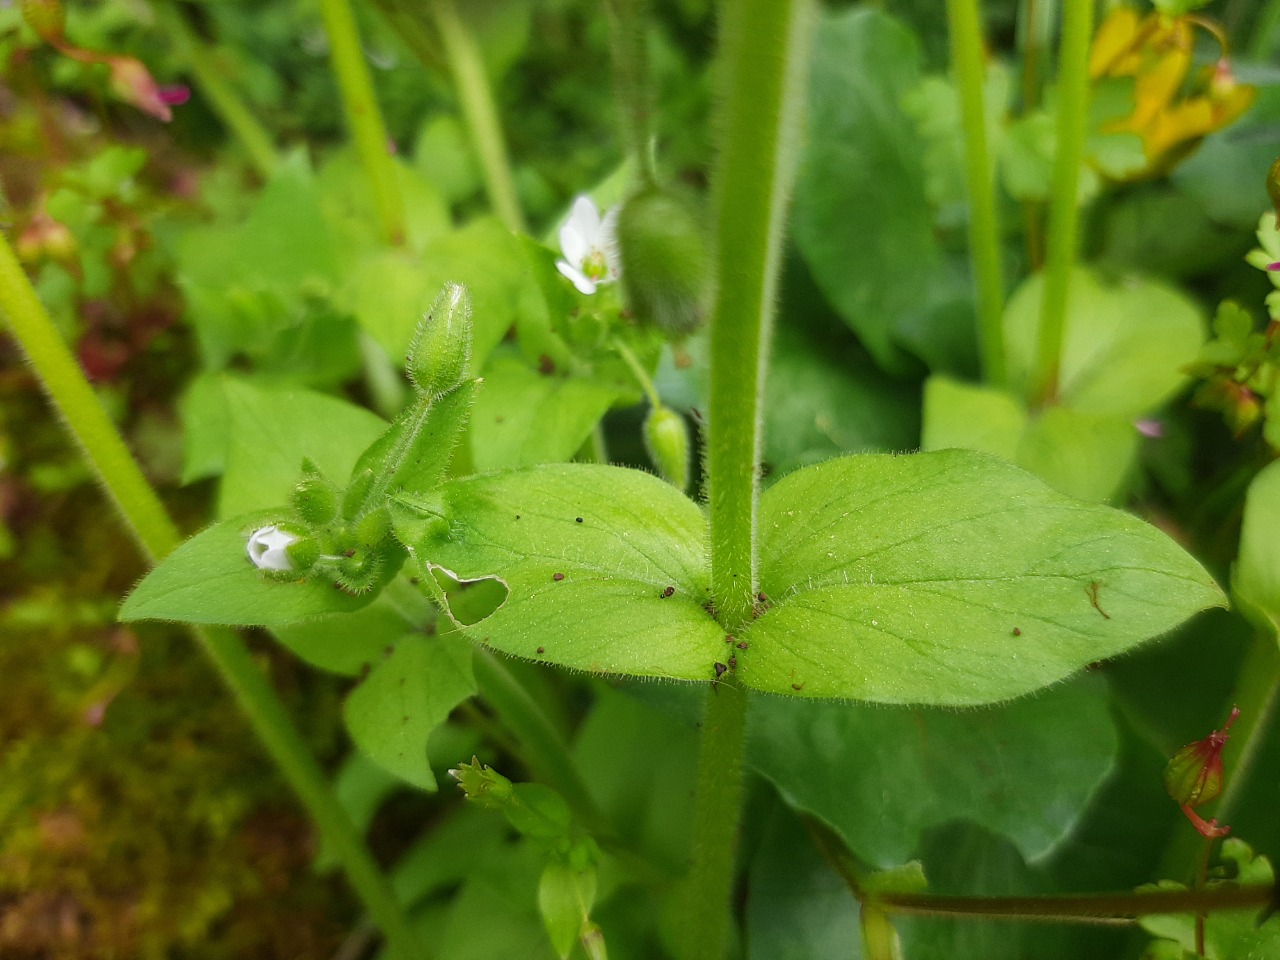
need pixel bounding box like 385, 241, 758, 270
216, 378, 387, 517
343, 631, 477, 790
748, 675, 1117, 867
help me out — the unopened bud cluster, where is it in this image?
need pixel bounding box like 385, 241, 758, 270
245, 458, 398, 595
615, 185, 708, 338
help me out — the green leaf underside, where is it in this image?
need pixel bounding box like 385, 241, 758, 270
120, 512, 379, 626
343, 631, 477, 791
398, 464, 725, 680
741, 450, 1224, 704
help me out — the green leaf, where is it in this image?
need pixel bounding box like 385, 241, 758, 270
793, 8, 940, 373
1140, 840, 1280, 960
1003, 267, 1205, 418
395, 464, 725, 680
120, 512, 381, 626
538, 861, 596, 960
922, 378, 1139, 503
178, 371, 231, 484
274, 583, 425, 675
745, 806, 859, 960
766, 324, 921, 474
471, 353, 620, 471
749, 676, 1117, 867
314, 753, 400, 872
740, 449, 1224, 704
343, 631, 477, 790
217, 378, 387, 518
1232, 460, 1280, 638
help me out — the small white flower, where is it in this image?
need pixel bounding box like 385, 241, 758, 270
246, 524, 299, 571
555, 195, 620, 295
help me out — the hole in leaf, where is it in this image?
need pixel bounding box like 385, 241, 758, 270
432, 567, 509, 625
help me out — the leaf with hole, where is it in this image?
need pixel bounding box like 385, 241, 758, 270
392, 464, 724, 680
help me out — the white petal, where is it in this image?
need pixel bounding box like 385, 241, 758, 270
247, 524, 298, 571
556, 259, 598, 295
564, 195, 602, 252
559, 220, 588, 269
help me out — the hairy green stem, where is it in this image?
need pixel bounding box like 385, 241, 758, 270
613, 337, 661, 407
604, 0, 657, 185
430, 0, 527, 233
687, 0, 812, 955
684, 676, 750, 959
1031, 0, 1092, 404
161, 6, 279, 179
946, 0, 1006, 386
0, 232, 421, 958
317, 0, 406, 246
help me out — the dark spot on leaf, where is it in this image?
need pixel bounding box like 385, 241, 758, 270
386, 646, 395, 656
758, 592, 768, 603
728, 656, 737, 669
553, 572, 565, 582
661, 586, 675, 598
714, 662, 727, 678
724, 634, 735, 644
409, 576, 420, 586
402, 716, 409, 723
538, 354, 555, 375
791, 682, 805, 691
516, 514, 521, 520
536, 646, 545, 654
575, 517, 583, 523
1086, 581, 1112, 619
495, 415, 504, 424
1012, 627, 1022, 636
736, 641, 748, 650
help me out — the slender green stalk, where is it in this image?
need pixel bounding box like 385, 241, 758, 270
0, 232, 422, 960
946, 0, 1006, 386
161, 7, 279, 179
317, 0, 406, 246
430, 0, 527, 233
1031, 0, 1092, 404
873, 883, 1276, 922
613, 337, 661, 407
604, 0, 657, 185
686, 0, 812, 955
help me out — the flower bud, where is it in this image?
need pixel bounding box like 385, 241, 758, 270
407, 283, 472, 395
334, 547, 385, 595
354, 505, 391, 547
291, 461, 339, 525
246, 524, 303, 572
449, 757, 514, 809
108, 56, 174, 123
1164, 706, 1239, 809
20, 0, 64, 42
615, 186, 708, 337
643, 405, 691, 492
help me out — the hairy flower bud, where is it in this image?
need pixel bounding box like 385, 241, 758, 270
615, 186, 708, 337
449, 757, 514, 809
643, 404, 691, 492
407, 283, 472, 395
291, 461, 339, 525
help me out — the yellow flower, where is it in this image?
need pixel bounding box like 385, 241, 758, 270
1089, 6, 1253, 176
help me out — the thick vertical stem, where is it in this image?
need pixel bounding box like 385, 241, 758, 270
431, 0, 527, 233
1031, 0, 1092, 404
0, 232, 422, 960
946, 0, 1006, 386
685, 0, 812, 956
162, 7, 279, 180
317, 0, 406, 246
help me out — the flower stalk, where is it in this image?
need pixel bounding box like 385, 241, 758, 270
946, 0, 1006, 386
1031, 0, 1093, 404
429, 0, 527, 233
317, 0, 406, 246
